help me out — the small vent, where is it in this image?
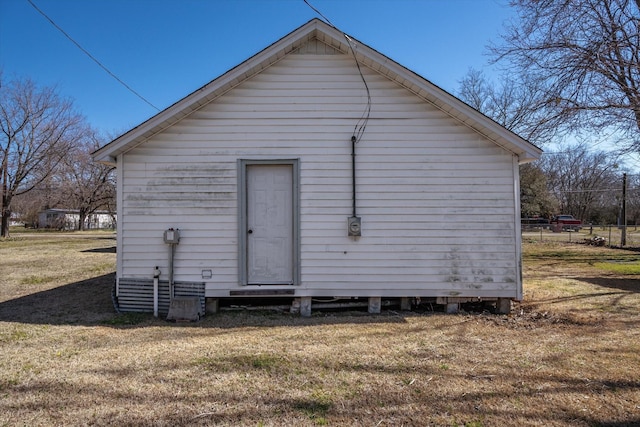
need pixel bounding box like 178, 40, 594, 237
116, 278, 205, 316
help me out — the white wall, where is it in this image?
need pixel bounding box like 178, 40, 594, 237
118, 46, 519, 299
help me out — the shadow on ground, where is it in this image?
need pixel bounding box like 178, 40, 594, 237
0, 273, 116, 326
81, 246, 116, 254
581, 277, 640, 293
0, 273, 411, 328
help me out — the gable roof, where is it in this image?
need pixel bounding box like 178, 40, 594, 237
93, 18, 542, 164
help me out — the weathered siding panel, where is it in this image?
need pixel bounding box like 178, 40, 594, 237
119, 51, 518, 298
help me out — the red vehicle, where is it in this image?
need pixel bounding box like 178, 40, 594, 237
551, 215, 582, 231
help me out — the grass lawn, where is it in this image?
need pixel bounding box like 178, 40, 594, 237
1, 231, 639, 426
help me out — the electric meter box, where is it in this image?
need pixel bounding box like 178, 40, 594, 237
348, 216, 361, 237
163, 228, 180, 244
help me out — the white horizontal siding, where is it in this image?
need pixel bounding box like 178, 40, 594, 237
119, 52, 518, 298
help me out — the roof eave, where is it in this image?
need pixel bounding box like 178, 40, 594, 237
93, 18, 542, 164
94, 19, 332, 162
346, 40, 542, 162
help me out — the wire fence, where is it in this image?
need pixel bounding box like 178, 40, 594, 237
521, 223, 640, 247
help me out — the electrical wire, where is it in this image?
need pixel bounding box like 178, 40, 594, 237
556, 188, 624, 193
348, 38, 372, 143
26, 0, 160, 112
303, 0, 334, 27
303, 0, 371, 142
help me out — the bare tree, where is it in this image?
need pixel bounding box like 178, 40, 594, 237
0, 76, 85, 237
458, 69, 557, 217
59, 129, 115, 230
626, 174, 640, 225
541, 144, 622, 222
520, 163, 558, 218
458, 68, 560, 145
492, 0, 640, 150
11, 178, 63, 228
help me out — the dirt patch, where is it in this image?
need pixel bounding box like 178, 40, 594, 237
475, 306, 606, 330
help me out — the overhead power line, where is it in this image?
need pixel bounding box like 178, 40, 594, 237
27, 0, 160, 112
303, 0, 371, 143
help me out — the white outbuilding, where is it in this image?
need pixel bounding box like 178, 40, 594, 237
94, 19, 541, 317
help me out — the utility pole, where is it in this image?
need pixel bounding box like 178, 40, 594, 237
0, 162, 3, 238
621, 173, 627, 246
1, 151, 6, 238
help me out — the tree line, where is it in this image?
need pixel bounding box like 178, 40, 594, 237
2, 0, 639, 236
0, 75, 115, 237
458, 0, 640, 226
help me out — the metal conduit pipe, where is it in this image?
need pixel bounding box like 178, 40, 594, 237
348, 136, 362, 236
163, 228, 180, 299
169, 244, 175, 298
351, 135, 357, 218
153, 266, 161, 317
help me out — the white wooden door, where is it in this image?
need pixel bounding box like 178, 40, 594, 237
246, 164, 294, 284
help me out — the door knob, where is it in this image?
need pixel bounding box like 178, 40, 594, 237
248, 229, 253, 234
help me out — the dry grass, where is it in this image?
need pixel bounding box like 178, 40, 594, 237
1, 232, 639, 426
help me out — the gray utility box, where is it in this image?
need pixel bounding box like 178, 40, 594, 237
348, 216, 362, 236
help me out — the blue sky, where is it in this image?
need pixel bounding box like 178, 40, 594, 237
1, 0, 514, 137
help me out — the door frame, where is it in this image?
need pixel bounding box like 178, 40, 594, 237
238, 159, 300, 286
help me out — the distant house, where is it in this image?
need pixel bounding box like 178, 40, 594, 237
93, 19, 541, 316
9, 212, 25, 227
38, 209, 116, 230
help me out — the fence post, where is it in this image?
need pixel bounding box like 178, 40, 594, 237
621, 173, 627, 246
